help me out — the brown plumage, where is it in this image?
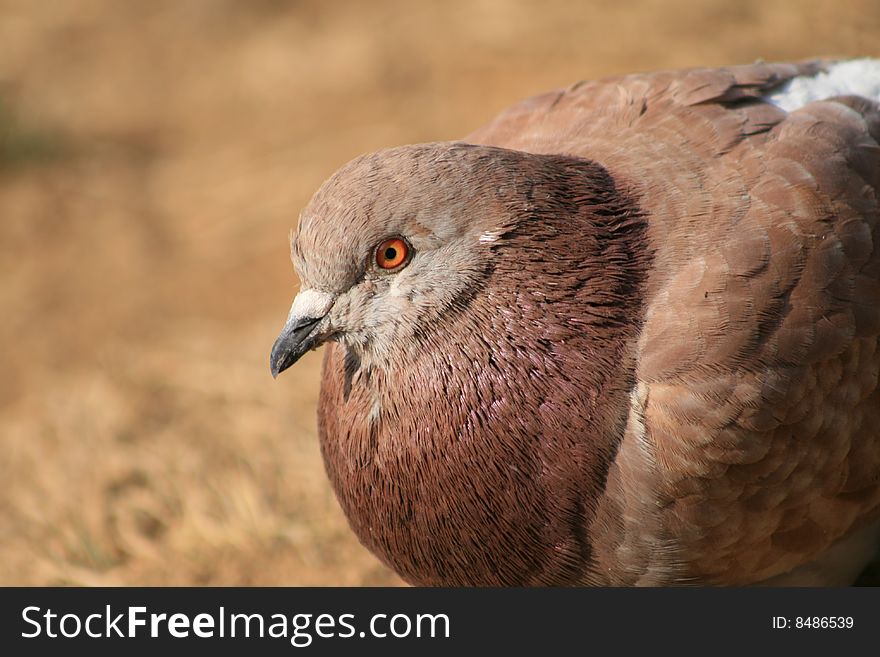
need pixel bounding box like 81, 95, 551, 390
271, 60, 880, 586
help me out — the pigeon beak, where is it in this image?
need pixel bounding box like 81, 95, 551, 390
270, 289, 335, 378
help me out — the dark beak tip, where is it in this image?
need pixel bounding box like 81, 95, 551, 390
269, 340, 292, 380
269, 315, 323, 380
269, 356, 289, 380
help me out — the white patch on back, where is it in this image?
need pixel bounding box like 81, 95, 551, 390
479, 231, 501, 243
765, 59, 880, 112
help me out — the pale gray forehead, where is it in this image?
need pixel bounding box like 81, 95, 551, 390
291, 143, 496, 291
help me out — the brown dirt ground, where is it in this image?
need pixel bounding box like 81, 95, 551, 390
1, 0, 878, 586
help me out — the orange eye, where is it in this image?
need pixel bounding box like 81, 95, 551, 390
375, 237, 410, 270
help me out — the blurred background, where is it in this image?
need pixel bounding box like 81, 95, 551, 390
1, 0, 878, 585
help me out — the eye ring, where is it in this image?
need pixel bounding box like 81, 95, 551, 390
375, 237, 411, 271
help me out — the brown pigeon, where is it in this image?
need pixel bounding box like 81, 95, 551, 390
271, 60, 880, 586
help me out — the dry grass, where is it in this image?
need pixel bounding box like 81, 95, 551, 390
1, 0, 878, 585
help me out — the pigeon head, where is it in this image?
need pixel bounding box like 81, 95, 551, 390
271, 142, 515, 375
